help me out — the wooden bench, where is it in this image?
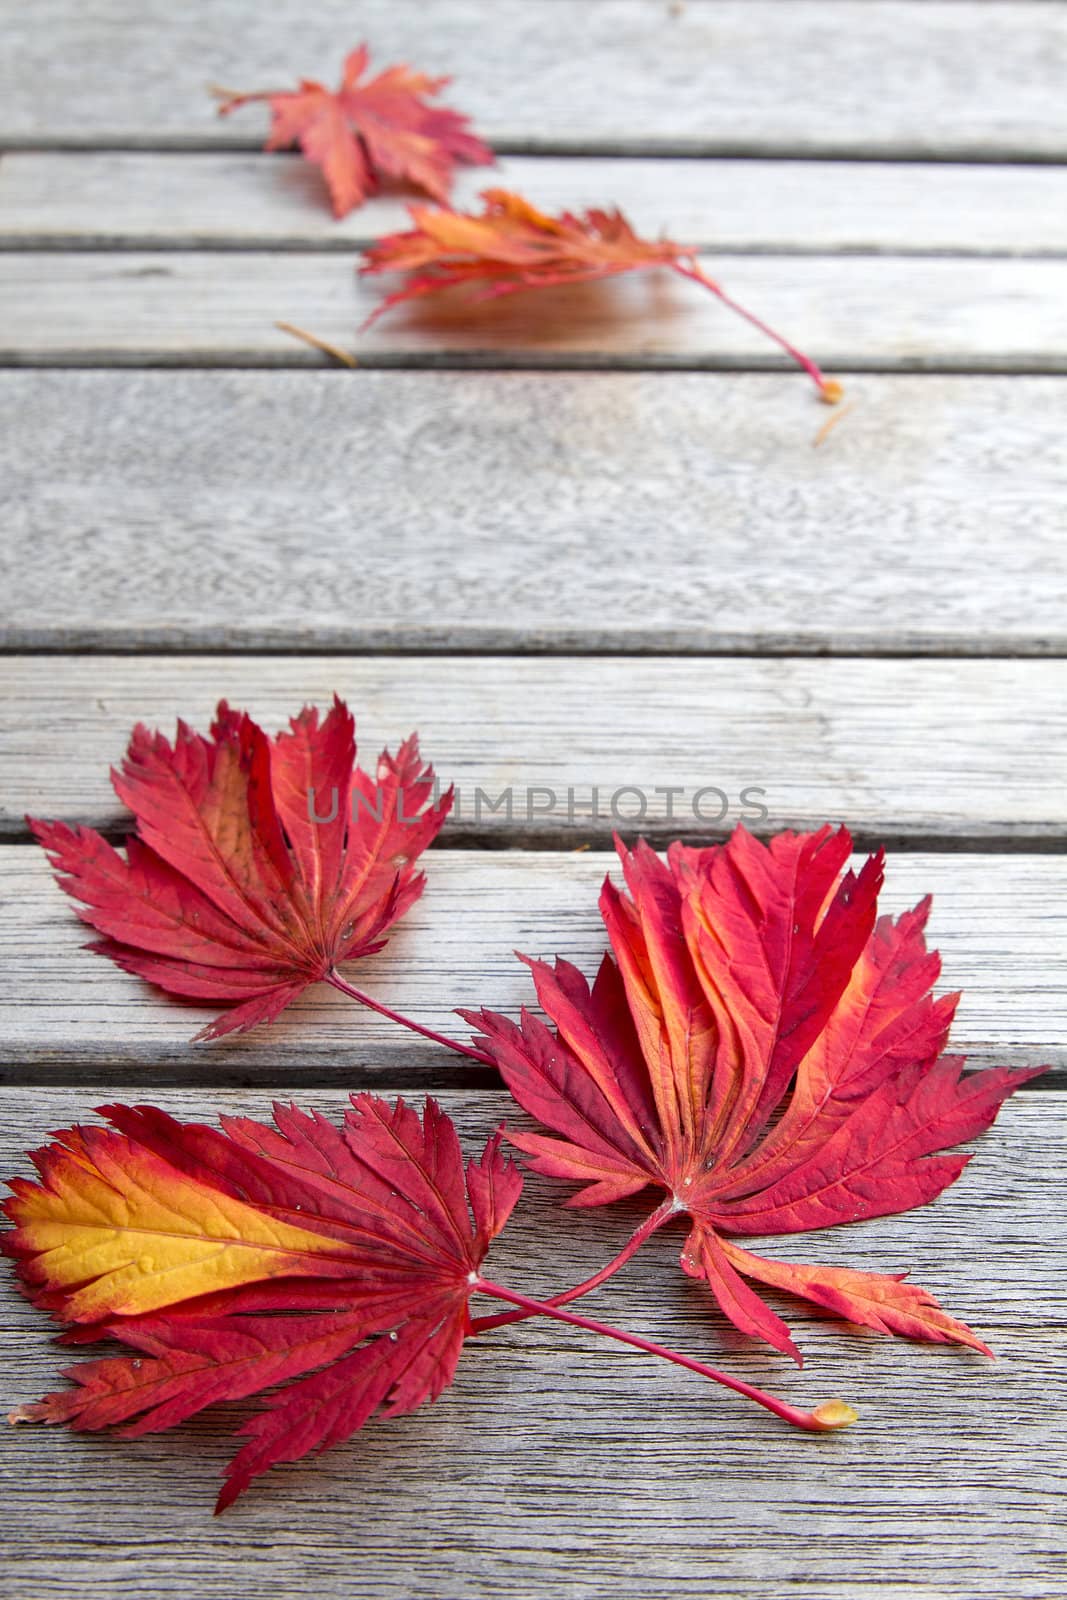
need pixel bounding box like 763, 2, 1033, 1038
1, 4, 1064, 1595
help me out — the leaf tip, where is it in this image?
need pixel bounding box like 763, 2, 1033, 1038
8, 1403, 42, 1426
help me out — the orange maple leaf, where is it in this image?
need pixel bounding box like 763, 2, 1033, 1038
361, 189, 842, 402
217, 44, 493, 218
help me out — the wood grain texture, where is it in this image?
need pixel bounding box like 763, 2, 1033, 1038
3, 371, 1067, 655
6, 2, 1065, 1590
3, 656, 1066, 845
7, 152, 1067, 256
0, 848, 1060, 1082
8, 656, 1067, 844
3, 2, 1067, 160
4, 250, 1067, 369
1, 1087, 1063, 1599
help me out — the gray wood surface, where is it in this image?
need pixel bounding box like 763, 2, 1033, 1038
1, 1086, 1063, 1598
3, 656, 1067, 846
4, 2, 1067, 160
0, 848, 1060, 1082
4, 250, 1067, 368
7, 152, 1067, 257
4, 1, 1066, 1591
3, 371, 1066, 655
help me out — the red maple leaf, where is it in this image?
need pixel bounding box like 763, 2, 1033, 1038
463, 826, 1045, 1362
361, 189, 842, 401
217, 44, 493, 218
5, 1095, 861, 1511
4, 1096, 523, 1510
29, 697, 451, 1041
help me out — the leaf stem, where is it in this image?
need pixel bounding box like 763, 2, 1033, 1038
473, 1277, 857, 1433
326, 970, 496, 1067
673, 260, 842, 403
468, 1199, 676, 1333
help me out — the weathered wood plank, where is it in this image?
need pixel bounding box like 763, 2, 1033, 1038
0, 849, 1060, 1082
2, 371, 1066, 655
3, 656, 1065, 846
7, 152, 1067, 257
3, 251, 1067, 368
4, 1091, 1061, 1327
3, 2, 1067, 161
1, 1088, 1063, 1598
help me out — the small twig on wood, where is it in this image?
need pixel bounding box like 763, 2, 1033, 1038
274, 321, 359, 368
813, 399, 855, 448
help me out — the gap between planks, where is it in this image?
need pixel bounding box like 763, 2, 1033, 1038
5, 645, 1067, 662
